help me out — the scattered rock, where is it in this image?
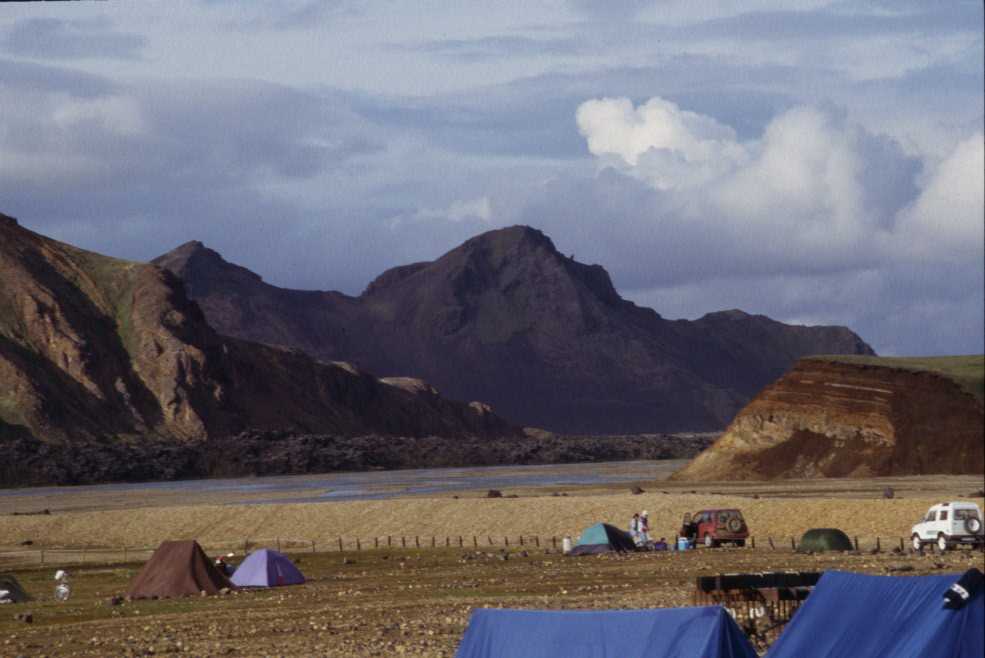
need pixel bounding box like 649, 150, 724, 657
19, 540, 32, 546
887, 564, 915, 572
219, 587, 231, 595
107, 596, 124, 606
342, 557, 354, 565
630, 486, 645, 495
13, 612, 33, 623
882, 487, 895, 499
486, 490, 503, 498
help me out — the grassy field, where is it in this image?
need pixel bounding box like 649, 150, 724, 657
809, 354, 985, 401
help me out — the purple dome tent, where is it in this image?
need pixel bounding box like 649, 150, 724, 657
230, 549, 305, 587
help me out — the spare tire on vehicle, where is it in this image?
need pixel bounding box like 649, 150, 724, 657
966, 517, 982, 534
797, 528, 854, 553
727, 517, 743, 533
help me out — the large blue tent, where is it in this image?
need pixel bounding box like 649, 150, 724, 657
455, 606, 758, 658
230, 549, 305, 587
766, 571, 984, 658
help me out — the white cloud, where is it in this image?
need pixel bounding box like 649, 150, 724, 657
893, 133, 985, 260
575, 96, 747, 189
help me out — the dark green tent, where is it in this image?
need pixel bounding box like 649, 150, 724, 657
0, 573, 31, 603
798, 528, 854, 552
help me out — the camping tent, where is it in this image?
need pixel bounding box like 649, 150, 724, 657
766, 571, 984, 658
231, 549, 305, 587
797, 528, 853, 553
127, 540, 233, 599
0, 574, 31, 603
568, 523, 637, 555
455, 606, 758, 658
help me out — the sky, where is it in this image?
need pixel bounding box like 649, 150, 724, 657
0, 1, 982, 356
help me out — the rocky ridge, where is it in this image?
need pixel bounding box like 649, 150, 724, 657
673, 356, 985, 480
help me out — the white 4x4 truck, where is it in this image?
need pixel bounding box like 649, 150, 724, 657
911, 501, 984, 552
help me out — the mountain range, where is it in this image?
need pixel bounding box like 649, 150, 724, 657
154, 225, 875, 433
0, 212, 513, 485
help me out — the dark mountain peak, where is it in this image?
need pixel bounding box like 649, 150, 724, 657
458, 225, 559, 261
0, 211, 19, 228
700, 309, 753, 321
363, 262, 430, 297
153, 240, 219, 270
153, 241, 262, 294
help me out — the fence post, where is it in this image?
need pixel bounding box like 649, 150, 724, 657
388, 536, 392, 547
375, 537, 379, 549
445, 537, 449, 547
473, 536, 478, 548
357, 538, 361, 551
790, 537, 796, 550
83, 544, 88, 562
338, 537, 343, 552
875, 537, 881, 553
40, 548, 45, 566
751, 536, 755, 549
505, 537, 509, 547
415, 536, 420, 549
552, 536, 556, 549
488, 536, 493, 546
432, 536, 436, 547
899, 537, 904, 552
768, 537, 775, 550
244, 539, 249, 555
535, 537, 540, 548
458, 536, 463, 547
854, 536, 859, 551
519, 536, 524, 546
312, 540, 316, 553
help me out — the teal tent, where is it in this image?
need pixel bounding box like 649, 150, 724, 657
569, 522, 636, 555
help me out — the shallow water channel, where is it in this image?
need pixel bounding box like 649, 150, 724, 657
0, 460, 686, 512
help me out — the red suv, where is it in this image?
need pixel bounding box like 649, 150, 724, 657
681, 509, 749, 547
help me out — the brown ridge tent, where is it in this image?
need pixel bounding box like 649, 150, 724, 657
127, 540, 233, 599
0, 573, 31, 603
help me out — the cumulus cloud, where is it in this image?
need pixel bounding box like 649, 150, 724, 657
893, 133, 985, 260
576, 96, 747, 189
525, 96, 983, 354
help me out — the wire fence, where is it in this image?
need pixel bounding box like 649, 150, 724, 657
2, 533, 968, 568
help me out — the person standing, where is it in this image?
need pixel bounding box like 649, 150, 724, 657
629, 512, 641, 543
640, 511, 651, 544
